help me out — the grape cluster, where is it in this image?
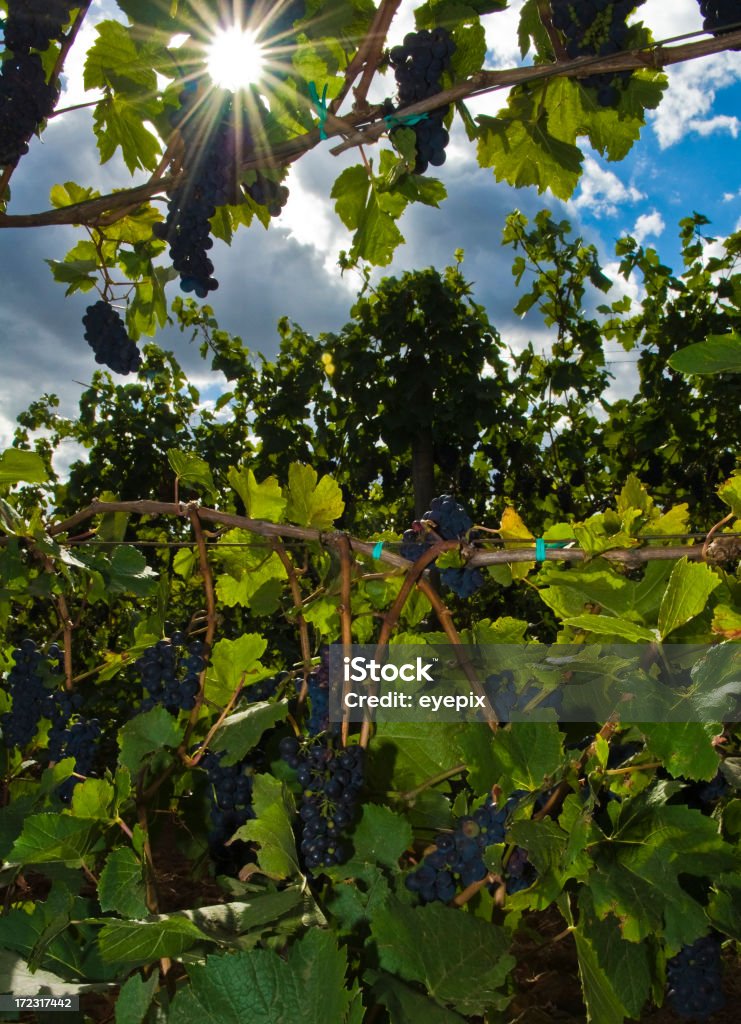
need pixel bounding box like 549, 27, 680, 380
49, 718, 102, 802
201, 749, 256, 873
280, 736, 365, 872
154, 83, 290, 297
134, 633, 205, 713
1, 639, 62, 747
400, 494, 484, 598
3, 1, 74, 54
699, 1, 740, 34
387, 28, 456, 173
0, 53, 59, 167
82, 301, 142, 375
406, 790, 535, 902
667, 934, 726, 1019
551, 0, 647, 106
504, 845, 538, 894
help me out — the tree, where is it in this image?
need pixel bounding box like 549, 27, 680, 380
1, 0, 740, 369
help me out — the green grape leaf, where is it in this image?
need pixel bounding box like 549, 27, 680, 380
372, 721, 466, 792
167, 450, 217, 500
235, 774, 301, 879
93, 95, 162, 174
114, 971, 159, 1024
657, 558, 721, 639
209, 634, 268, 699
84, 21, 159, 92
69, 778, 115, 821
169, 929, 353, 1024
718, 474, 741, 515
286, 463, 345, 528
98, 917, 213, 966
118, 706, 181, 775
488, 722, 564, 793
668, 334, 741, 375
9, 815, 101, 866
371, 971, 469, 1024
227, 467, 287, 521
640, 723, 721, 781
341, 804, 412, 872
370, 900, 514, 1016
107, 545, 159, 596
98, 848, 149, 919
0, 449, 48, 486
572, 926, 630, 1024
210, 701, 290, 766
477, 104, 582, 200
563, 614, 656, 642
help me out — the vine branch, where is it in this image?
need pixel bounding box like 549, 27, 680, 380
2, 30, 741, 229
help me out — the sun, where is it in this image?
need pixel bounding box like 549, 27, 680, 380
206, 26, 265, 92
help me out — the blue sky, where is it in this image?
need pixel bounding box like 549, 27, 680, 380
1, 0, 740, 466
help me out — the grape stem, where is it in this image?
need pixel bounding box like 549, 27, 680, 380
181, 506, 216, 750
335, 534, 354, 747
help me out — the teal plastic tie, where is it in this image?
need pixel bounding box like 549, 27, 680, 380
309, 82, 329, 140
373, 541, 384, 559
384, 112, 430, 130
535, 539, 569, 563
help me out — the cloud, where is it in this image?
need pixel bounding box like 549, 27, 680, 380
632, 210, 665, 245
569, 157, 645, 217
687, 114, 741, 138
649, 53, 741, 148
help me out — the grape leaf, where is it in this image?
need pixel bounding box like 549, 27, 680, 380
9, 815, 101, 866
98, 918, 213, 966
227, 467, 287, 520
286, 463, 344, 528
118, 706, 180, 775
640, 723, 721, 781
370, 900, 514, 1016
668, 334, 741, 375
235, 774, 300, 879
210, 701, 290, 766
657, 558, 721, 639
488, 722, 564, 794
115, 971, 159, 1024
169, 930, 354, 1024
98, 848, 148, 919
0, 449, 48, 486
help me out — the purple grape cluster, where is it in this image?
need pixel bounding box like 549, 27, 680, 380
0, 53, 59, 167
699, 1, 740, 34
201, 749, 256, 874
400, 494, 484, 598
48, 717, 102, 802
1, 639, 62, 747
667, 934, 726, 1019
279, 736, 365, 872
387, 28, 456, 173
406, 790, 536, 902
154, 83, 290, 297
551, 0, 647, 106
3, 1, 74, 54
134, 633, 205, 713
82, 301, 142, 375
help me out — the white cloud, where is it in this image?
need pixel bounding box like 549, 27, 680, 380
632, 210, 665, 245
640, 0, 703, 43
650, 52, 741, 148
569, 156, 645, 217
687, 114, 741, 138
